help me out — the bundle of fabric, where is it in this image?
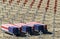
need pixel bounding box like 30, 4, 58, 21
1, 24, 20, 35
14, 23, 32, 34
26, 22, 48, 33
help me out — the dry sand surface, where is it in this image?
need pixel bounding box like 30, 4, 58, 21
0, 27, 60, 39
0, 0, 60, 39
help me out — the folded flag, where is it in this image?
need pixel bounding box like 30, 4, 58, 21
26, 22, 48, 33
1, 24, 20, 35
14, 23, 32, 33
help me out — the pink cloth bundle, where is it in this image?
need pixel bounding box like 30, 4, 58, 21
14, 23, 26, 27
1, 24, 18, 32
26, 22, 46, 27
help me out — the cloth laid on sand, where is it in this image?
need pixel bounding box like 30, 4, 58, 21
26, 22, 47, 32
1, 24, 20, 35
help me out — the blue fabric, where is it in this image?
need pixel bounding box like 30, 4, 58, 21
34, 24, 44, 32
21, 26, 32, 33
8, 26, 20, 35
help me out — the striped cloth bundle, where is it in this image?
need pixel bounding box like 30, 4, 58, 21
1, 24, 20, 35
14, 23, 32, 34
26, 22, 48, 33
1, 22, 48, 35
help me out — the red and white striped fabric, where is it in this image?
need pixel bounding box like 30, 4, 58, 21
14, 23, 26, 27
26, 22, 47, 29
14, 23, 27, 32
1, 24, 17, 32
26, 22, 47, 27
26, 22, 41, 27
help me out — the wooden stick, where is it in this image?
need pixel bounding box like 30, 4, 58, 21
45, 0, 50, 12
42, 0, 50, 24
23, 0, 28, 6
53, 0, 57, 39
9, 0, 13, 5
17, 0, 20, 5
30, 0, 35, 8
37, 0, 43, 9
21, 0, 35, 23
32, 0, 43, 21
54, 0, 57, 14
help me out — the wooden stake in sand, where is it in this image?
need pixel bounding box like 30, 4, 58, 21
17, 0, 21, 5
9, 0, 14, 5
12, 0, 29, 23
30, 0, 43, 38
21, 0, 35, 23
42, 0, 50, 24
30, 0, 35, 8
53, 0, 57, 39
23, 0, 28, 6
32, 0, 43, 22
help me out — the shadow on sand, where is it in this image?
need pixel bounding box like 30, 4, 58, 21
5, 31, 52, 37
